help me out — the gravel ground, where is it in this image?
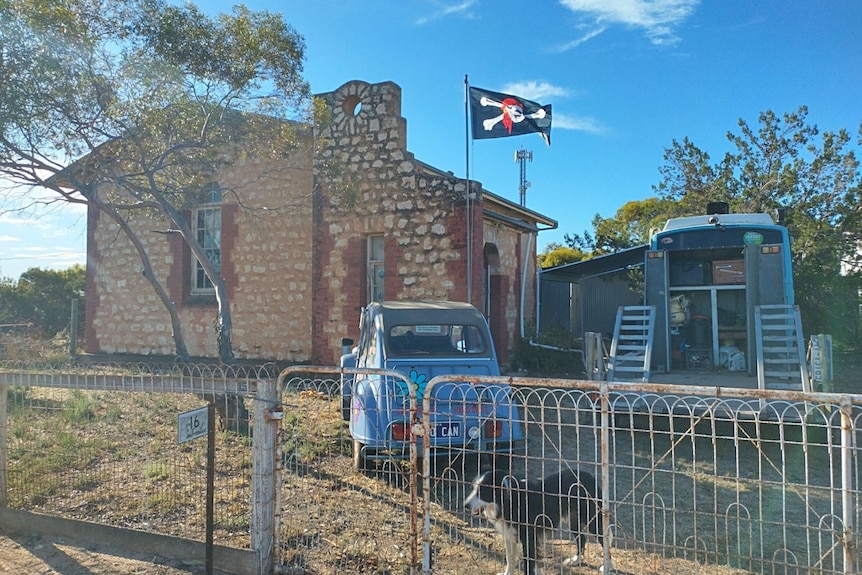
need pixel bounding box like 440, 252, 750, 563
0, 529, 201, 575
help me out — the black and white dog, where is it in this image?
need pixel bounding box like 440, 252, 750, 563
464, 467, 608, 575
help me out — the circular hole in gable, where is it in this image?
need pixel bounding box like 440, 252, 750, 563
343, 95, 362, 117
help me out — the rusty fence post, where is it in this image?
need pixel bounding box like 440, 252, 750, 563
0, 383, 7, 507
840, 396, 857, 575
600, 383, 613, 574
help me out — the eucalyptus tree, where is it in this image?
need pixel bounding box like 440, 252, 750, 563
537, 243, 588, 269
565, 196, 680, 256
0, 0, 315, 363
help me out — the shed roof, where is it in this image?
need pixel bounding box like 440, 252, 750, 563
539, 245, 648, 283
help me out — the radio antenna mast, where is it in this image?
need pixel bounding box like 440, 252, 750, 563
515, 146, 532, 207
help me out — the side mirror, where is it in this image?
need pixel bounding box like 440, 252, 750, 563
341, 337, 355, 356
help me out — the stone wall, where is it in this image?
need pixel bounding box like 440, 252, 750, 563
312, 80, 483, 364
86, 154, 314, 361
85, 79, 548, 366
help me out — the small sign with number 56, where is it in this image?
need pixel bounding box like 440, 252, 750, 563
178, 406, 209, 443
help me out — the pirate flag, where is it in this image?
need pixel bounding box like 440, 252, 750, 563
469, 86, 552, 145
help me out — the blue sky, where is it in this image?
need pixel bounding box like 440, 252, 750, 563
1, 0, 860, 279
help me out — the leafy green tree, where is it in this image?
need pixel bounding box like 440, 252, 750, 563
663, 108, 861, 340
0, 265, 85, 337
0, 0, 315, 363
538, 243, 588, 268
565, 197, 678, 255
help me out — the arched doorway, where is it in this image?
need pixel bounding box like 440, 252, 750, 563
483, 243, 508, 362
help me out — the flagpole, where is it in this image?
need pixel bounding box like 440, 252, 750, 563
464, 74, 472, 304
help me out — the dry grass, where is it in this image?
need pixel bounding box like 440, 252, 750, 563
4, 385, 252, 548
0, 332, 71, 364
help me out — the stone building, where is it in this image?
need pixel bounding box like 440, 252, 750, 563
84, 80, 556, 366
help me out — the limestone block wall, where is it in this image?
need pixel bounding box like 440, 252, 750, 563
217, 157, 314, 361
86, 207, 178, 356
311, 80, 481, 364
86, 153, 314, 361
484, 223, 525, 359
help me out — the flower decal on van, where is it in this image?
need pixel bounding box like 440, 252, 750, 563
397, 369, 428, 404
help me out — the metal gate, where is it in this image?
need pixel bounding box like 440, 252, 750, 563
279, 367, 860, 575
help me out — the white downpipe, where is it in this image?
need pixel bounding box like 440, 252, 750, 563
520, 231, 533, 339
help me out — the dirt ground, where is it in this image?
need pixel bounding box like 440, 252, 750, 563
0, 528, 200, 575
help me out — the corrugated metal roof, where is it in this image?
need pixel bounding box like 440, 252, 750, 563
540, 245, 648, 282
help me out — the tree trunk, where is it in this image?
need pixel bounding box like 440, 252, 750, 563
93, 196, 191, 361
150, 194, 236, 365
213, 277, 235, 364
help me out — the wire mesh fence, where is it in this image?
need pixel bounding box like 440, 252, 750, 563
277, 370, 422, 574
280, 367, 861, 575
2, 362, 860, 575
0, 361, 262, 549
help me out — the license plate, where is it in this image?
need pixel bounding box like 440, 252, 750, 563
431, 422, 461, 439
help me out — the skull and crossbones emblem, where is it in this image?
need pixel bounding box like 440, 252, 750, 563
478, 95, 547, 133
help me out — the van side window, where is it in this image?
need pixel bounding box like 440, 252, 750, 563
366, 319, 379, 365
357, 310, 371, 364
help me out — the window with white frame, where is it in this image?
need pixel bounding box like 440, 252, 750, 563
368, 235, 384, 303
192, 184, 222, 294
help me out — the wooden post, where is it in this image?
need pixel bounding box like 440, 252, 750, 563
0, 384, 7, 507
584, 332, 606, 380
251, 379, 279, 575
70, 299, 78, 359
585, 332, 597, 381
205, 403, 215, 575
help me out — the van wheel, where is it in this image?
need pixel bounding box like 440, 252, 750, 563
341, 394, 351, 422
353, 439, 370, 474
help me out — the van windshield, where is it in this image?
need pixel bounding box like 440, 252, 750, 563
386, 324, 489, 357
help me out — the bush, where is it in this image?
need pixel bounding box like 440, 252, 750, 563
510, 324, 584, 377
0, 333, 71, 363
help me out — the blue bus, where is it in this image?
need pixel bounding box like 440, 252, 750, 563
644, 205, 794, 376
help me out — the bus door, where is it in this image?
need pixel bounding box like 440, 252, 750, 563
744, 243, 790, 375
644, 250, 670, 373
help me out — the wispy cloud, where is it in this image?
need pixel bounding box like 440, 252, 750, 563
0, 213, 54, 230
554, 26, 607, 52
0, 247, 83, 261
554, 113, 606, 134
416, 0, 478, 25
559, 0, 699, 47
0, 235, 20, 243
500, 81, 570, 102
0, 213, 39, 226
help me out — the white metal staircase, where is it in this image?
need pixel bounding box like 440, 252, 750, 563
754, 304, 810, 392
607, 306, 655, 382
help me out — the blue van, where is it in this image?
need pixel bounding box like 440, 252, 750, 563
341, 301, 524, 470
